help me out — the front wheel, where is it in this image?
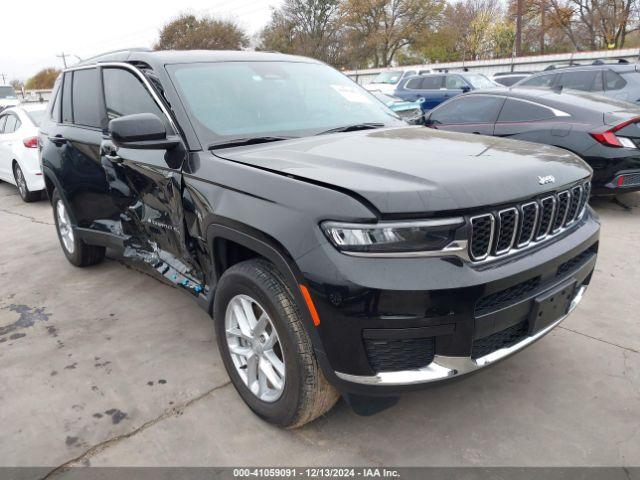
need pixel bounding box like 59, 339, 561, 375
214, 259, 339, 428
51, 189, 105, 267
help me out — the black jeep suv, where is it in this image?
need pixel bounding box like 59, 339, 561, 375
39, 50, 600, 428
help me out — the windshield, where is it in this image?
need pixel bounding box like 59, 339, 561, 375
0, 86, 17, 99
464, 74, 498, 89
26, 109, 46, 126
371, 71, 403, 85
169, 62, 401, 143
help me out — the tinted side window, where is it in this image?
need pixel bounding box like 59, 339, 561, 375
420, 76, 443, 89
520, 73, 555, 87
62, 72, 73, 123
445, 75, 468, 89
556, 70, 598, 91
431, 95, 505, 124
605, 70, 627, 91
72, 69, 101, 128
50, 83, 62, 122
0, 115, 7, 133
103, 68, 166, 123
4, 114, 18, 133
405, 78, 422, 89
498, 98, 555, 122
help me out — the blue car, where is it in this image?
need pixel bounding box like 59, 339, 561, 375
394, 72, 500, 111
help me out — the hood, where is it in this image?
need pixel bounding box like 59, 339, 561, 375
215, 127, 592, 215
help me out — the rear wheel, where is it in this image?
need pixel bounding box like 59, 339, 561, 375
214, 259, 339, 428
51, 189, 105, 267
13, 163, 40, 202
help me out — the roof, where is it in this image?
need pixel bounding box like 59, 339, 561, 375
73, 49, 321, 70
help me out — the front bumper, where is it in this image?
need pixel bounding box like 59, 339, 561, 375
335, 284, 585, 387
299, 210, 599, 395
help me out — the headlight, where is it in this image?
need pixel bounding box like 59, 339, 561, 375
321, 218, 465, 256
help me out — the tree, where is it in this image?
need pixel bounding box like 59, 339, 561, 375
25, 68, 60, 90
155, 13, 249, 51
259, 0, 348, 67
9, 79, 24, 91
341, 0, 445, 68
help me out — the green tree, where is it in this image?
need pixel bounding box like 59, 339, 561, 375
25, 68, 60, 90
155, 13, 249, 50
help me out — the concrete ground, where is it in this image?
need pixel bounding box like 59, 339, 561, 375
0, 181, 638, 472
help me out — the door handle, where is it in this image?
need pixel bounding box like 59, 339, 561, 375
104, 153, 123, 164
48, 135, 67, 146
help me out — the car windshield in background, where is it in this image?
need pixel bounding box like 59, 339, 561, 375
169, 62, 401, 143
26, 110, 46, 126
464, 74, 497, 89
0, 86, 17, 99
371, 71, 403, 84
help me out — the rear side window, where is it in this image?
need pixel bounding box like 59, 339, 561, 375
605, 70, 627, 91
62, 72, 73, 123
0, 115, 7, 133
556, 70, 598, 91
102, 68, 166, 123
420, 76, 443, 89
405, 77, 422, 89
498, 98, 555, 122
4, 114, 19, 133
520, 73, 555, 88
72, 69, 101, 128
49, 83, 62, 122
431, 95, 505, 124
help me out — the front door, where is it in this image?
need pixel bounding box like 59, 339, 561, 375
98, 66, 199, 288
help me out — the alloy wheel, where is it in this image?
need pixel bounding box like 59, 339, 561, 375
56, 200, 75, 254
224, 294, 286, 402
14, 165, 27, 198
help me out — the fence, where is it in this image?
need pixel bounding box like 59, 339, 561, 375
345, 48, 640, 85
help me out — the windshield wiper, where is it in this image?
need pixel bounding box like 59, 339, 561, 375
316, 123, 386, 135
208, 136, 294, 150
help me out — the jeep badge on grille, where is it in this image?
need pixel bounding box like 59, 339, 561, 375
538, 175, 556, 185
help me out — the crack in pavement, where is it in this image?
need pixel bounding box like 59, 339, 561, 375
558, 326, 639, 354
0, 208, 54, 226
42, 381, 231, 479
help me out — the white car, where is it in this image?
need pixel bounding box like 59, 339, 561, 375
364, 69, 420, 95
0, 104, 47, 202
0, 85, 20, 111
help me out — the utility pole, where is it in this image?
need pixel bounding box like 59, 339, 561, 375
515, 0, 523, 56
57, 52, 69, 68
540, 0, 546, 55
0, 73, 6, 85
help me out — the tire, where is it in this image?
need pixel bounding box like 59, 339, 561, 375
13, 163, 40, 202
51, 188, 105, 267
214, 259, 339, 428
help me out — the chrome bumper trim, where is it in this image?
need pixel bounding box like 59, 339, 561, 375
335, 285, 586, 387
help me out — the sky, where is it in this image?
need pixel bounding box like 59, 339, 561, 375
0, 0, 283, 82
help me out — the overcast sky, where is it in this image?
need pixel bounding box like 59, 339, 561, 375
0, 0, 283, 82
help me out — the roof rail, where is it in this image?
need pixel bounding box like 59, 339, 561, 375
75, 47, 153, 66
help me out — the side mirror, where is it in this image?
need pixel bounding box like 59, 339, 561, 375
461, 86, 471, 93
109, 113, 180, 150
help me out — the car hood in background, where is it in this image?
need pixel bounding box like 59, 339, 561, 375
215, 127, 592, 215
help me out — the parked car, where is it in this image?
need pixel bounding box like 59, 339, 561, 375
394, 72, 500, 111
40, 50, 599, 427
372, 92, 424, 124
0, 85, 20, 112
424, 87, 640, 194
363, 69, 419, 95
493, 73, 532, 87
513, 62, 640, 103
0, 104, 47, 202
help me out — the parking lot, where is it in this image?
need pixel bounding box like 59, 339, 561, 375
0, 181, 639, 471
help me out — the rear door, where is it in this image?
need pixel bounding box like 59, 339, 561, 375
427, 94, 505, 135
555, 70, 600, 93
418, 75, 446, 110
99, 66, 191, 264
0, 114, 11, 180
